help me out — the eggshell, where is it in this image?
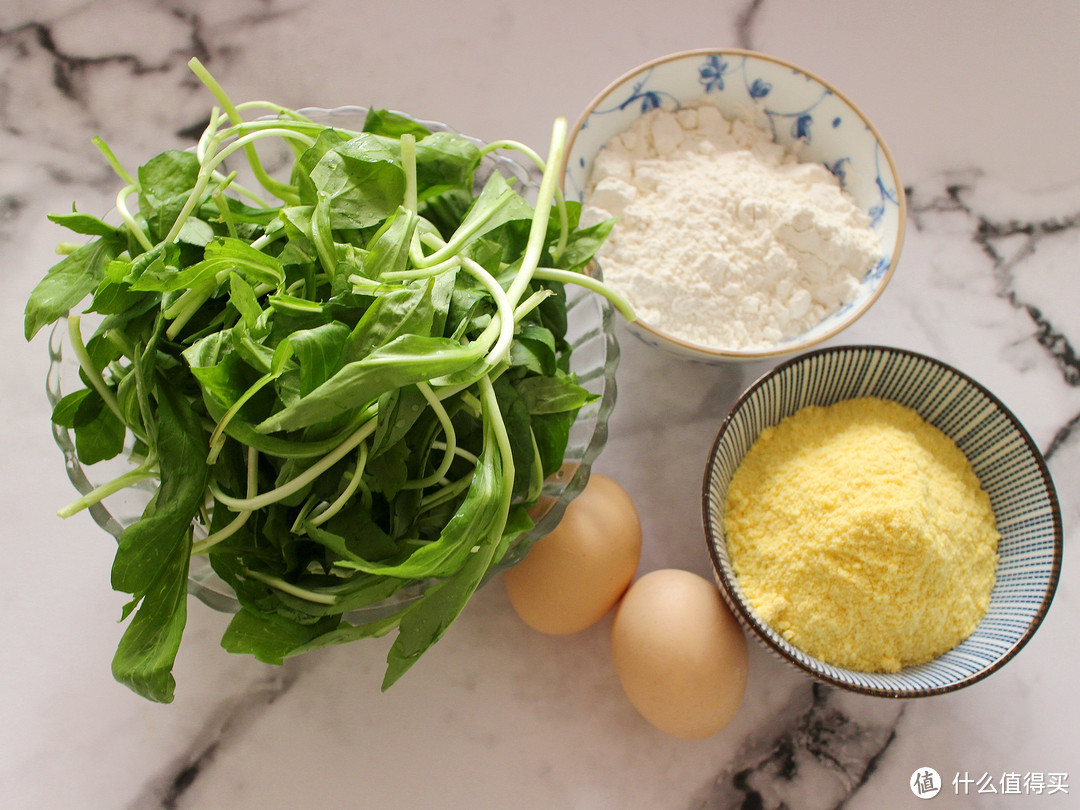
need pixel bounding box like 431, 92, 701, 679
610, 569, 748, 740
504, 473, 642, 635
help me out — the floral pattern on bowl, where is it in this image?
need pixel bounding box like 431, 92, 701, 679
564, 49, 906, 363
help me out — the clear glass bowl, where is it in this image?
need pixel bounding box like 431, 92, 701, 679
45, 107, 621, 619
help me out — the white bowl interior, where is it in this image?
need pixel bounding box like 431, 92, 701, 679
703, 345, 1062, 696
565, 50, 906, 362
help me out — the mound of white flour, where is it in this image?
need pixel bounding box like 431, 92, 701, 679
582, 104, 881, 351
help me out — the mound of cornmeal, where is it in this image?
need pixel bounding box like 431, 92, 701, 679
724, 397, 999, 672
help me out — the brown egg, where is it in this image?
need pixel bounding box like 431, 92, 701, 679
610, 569, 748, 740
504, 473, 642, 635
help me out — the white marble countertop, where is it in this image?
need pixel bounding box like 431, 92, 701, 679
3, 1, 1078, 808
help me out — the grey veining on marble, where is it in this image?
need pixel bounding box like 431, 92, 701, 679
688, 684, 903, 810
126, 663, 304, 810
2, 1, 1078, 809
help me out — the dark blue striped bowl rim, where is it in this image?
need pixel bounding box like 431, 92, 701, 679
702, 344, 1063, 698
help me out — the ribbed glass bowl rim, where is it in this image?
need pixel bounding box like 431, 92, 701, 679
45, 105, 621, 616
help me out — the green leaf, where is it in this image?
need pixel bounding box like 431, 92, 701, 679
370, 385, 427, 458
362, 108, 432, 139
259, 335, 481, 432
454, 171, 535, 250
344, 280, 438, 362
285, 322, 349, 397
48, 211, 123, 238
138, 149, 203, 242
364, 207, 417, 278
231, 320, 276, 374
110, 386, 209, 703
111, 548, 190, 703
24, 236, 124, 339
73, 395, 126, 465
494, 376, 537, 501
51, 388, 93, 429
335, 437, 507, 579
531, 410, 576, 479
110, 394, 204, 598
131, 236, 284, 292
516, 374, 597, 415
366, 445, 410, 499
89, 279, 154, 318
536, 281, 568, 341
284, 612, 403, 656
184, 332, 251, 409
413, 132, 481, 192
294, 128, 352, 196
228, 272, 263, 329
309, 133, 405, 229
508, 324, 557, 375
177, 217, 216, 247
221, 609, 341, 665
379, 378, 523, 688
556, 215, 616, 273
200, 196, 281, 228
123, 247, 183, 291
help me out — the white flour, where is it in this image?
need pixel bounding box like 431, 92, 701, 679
582, 104, 881, 351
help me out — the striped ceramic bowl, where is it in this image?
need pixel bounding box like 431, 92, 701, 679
702, 345, 1062, 697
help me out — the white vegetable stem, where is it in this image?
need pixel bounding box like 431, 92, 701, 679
505, 116, 567, 309
192, 445, 259, 554
478, 138, 569, 263
67, 315, 125, 427
210, 406, 378, 512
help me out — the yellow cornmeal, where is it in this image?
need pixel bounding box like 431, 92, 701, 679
724, 397, 999, 672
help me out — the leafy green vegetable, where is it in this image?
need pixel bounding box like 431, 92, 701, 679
25, 235, 125, 341
27, 58, 633, 701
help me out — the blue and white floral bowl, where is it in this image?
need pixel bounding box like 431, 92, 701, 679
564, 49, 906, 363
702, 345, 1062, 697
